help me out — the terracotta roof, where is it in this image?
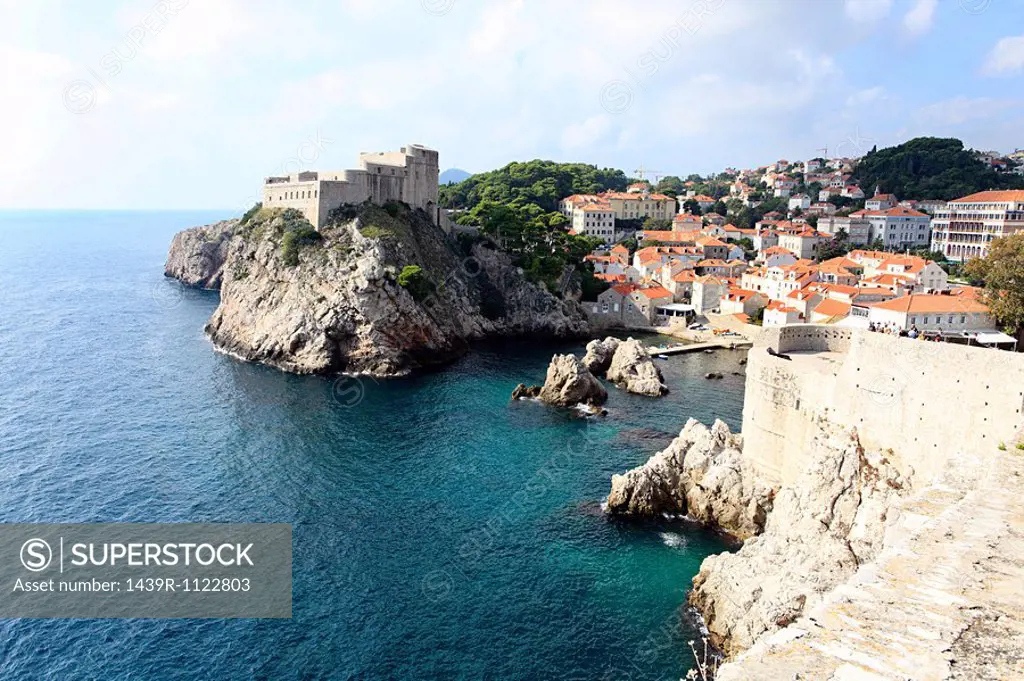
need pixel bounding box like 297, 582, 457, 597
635, 285, 673, 299
949, 190, 1024, 203
870, 294, 989, 314
766, 300, 800, 313
610, 283, 640, 296
672, 270, 697, 283
813, 298, 851, 317
762, 246, 796, 256
581, 203, 613, 212
697, 236, 727, 247
641, 230, 700, 243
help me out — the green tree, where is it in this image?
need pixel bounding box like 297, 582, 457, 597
964, 234, 1024, 333
641, 217, 672, 231
683, 199, 701, 214
654, 176, 684, 196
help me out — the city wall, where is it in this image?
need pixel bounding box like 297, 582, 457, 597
742, 325, 1024, 487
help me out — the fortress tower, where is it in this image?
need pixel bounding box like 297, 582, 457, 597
261, 143, 441, 229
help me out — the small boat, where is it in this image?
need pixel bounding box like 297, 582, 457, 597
657, 354, 669, 360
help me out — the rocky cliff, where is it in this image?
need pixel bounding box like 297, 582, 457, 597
164, 204, 588, 376
688, 419, 905, 656
163, 219, 238, 289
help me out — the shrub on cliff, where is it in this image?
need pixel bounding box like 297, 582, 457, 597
240, 202, 263, 226
280, 211, 322, 267
397, 265, 433, 302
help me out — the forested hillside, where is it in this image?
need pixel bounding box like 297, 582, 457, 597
851, 137, 1024, 200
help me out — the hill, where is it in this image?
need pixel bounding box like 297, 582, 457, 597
439, 168, 471, 185
851, 137, 1024, 200
438, 160, 629, 213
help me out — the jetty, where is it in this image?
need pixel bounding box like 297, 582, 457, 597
645, 339, 753, 356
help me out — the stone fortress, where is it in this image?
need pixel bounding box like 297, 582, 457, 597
262, 143, 440, 229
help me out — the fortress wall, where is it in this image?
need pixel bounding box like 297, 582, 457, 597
742, 325, 1024, 487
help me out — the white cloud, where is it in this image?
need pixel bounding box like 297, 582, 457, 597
983, 35, 1024, 76
903, 0, 937, 37
846, 86, 885, 107
844, 0, 893, 22
914, 96, 1017, 127
561, 116, 611, 149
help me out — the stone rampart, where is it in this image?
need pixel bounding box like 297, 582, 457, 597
744, 325, 1024, 487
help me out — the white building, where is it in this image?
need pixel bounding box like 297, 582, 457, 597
867, 294, 994, 333
930, 190, 1024, 262
777, 229, 825, 260
817, 216, 871, 245
850, 206, 932, 248
571, 203, 617, 241
788, 194, 811, 211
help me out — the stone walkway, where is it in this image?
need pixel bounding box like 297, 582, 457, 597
716, 440, 1024, 681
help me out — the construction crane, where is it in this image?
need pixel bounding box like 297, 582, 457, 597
633, 164, 666, 184
817, 147, 829, 159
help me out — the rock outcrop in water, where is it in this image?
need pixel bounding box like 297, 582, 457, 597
163, 219, 238, 289
605, 338, 668, 396
581, 337, 620, 375
688, 421, 906, 657
606, 419, 771, 539
512, 354, 607, 408
164, 204, 588, 377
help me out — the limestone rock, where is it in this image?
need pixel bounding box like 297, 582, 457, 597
514, 354, 607, 408
605, 338, 668, 396
582, 337, 621, 375
539, 354, 607, 407
165, 204, 589, 377
606, 419, 770, 539
688, 421, 906, 657
163, 219, 238, 288
511, 384, 541, 400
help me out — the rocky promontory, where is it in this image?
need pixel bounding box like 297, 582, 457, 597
164, 204, 588, 377
163, 219, 238, 289
606, 419, 772, 539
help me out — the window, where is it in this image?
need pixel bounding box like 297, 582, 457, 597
961, 315, 966, 323
613, 303, 620, 312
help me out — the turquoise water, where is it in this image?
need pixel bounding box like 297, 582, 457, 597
0, 211, 745, 680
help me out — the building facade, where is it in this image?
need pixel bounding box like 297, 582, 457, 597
262, 144, 440, 229
571, 203, 617, 241
849, 206, 932, 248
930, 190, 1024, 262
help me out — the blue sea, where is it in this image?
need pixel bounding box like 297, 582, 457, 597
0, 211, 745, 680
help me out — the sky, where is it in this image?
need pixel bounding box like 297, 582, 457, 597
2, 0, 1023, 210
